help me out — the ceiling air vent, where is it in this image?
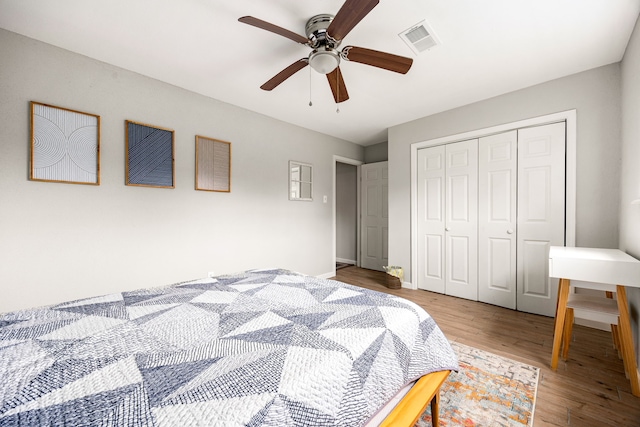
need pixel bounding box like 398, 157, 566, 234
399, 20, 440, 55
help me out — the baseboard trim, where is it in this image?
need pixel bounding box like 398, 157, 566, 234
336, 258, 356, 265
318, 272, 335, 280
401, 281, 416, 290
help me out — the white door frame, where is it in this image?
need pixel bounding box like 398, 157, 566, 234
410, 110, 577, 290
333, 155, 363, 277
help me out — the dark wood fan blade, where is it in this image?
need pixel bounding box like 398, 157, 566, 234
327, 0, 379, 41
260, 59, 309, 91
326, 67, 349, 103
342, 46, 413, 74
239, 16, 309, 45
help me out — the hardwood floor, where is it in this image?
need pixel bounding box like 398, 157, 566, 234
332, 266, 640, 427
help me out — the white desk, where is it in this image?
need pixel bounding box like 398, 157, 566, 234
549, 246, 640, 397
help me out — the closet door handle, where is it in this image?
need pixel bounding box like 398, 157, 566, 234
445, 227, 451, 231
507, 229, 514, 234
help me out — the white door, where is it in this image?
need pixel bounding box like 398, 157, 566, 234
444, 140, 478, 300
417, 146, 446, 293
516, 123, 566, 316
360, 162, 388, 271
478, 131, 517, 309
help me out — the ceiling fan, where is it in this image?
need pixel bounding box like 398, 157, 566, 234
238, 0, 413, 104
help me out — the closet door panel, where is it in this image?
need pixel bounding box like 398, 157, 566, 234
425, 234, 443, 281
449, 175, 471, 221
417, 147, 445, 293
517, 123, 566, 316
449, 235, 471, 283
478, 131, 517, 309
488, 238, 513, 289
522, 240, 551, 295
445, 140, 478, 300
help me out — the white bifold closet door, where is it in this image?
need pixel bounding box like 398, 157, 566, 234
417, 122, 566, 317
417, 145, 446, 293
478, 131, 518, 309
516, 122, 566, 316
417, 140, 478, 300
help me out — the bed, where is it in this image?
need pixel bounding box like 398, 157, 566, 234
0, 268, 458, 426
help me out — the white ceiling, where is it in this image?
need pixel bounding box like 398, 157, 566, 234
1, 0, 638, 145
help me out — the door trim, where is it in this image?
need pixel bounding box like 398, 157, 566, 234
333, 155, 363, 277
409, 110, 577, 290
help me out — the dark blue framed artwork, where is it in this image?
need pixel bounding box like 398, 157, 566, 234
125, 120, 175, 188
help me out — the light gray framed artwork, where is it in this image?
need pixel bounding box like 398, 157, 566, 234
289, 160, 313, 201
195, 135, 231, 192
30, 101, 100, 185
126, 120, 175, 188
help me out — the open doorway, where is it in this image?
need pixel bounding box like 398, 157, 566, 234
333, 156, 362, 274
336, 162, 358, 269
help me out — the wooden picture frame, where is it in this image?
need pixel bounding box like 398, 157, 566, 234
30, 101, 100, 185
125, 120, 175, 188
195, 135, 231, 192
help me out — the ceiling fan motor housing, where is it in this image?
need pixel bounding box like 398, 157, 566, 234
305, 14, 337, 48
306, 14, 341, 74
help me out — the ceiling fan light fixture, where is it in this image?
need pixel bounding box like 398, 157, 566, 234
309, 48, 340, 74
239, 1, 413, 101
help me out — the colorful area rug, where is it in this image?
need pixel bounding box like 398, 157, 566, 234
415, 341, 539, 427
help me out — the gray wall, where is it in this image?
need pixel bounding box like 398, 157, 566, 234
335, 162, 357, 263
388, 63, 622, 285
364, 141, 388, 163
0, 29, 364, 313
620, 16, 640, 366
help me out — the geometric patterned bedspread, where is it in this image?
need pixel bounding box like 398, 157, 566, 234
0, 268, 458, 426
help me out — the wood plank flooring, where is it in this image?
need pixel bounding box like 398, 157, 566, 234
332, 266, 640, 427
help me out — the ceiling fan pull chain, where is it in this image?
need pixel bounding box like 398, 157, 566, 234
309, 65, 313, 107
336, 74, 340, 113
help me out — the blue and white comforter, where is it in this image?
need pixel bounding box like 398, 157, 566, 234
0, 269, 458, 426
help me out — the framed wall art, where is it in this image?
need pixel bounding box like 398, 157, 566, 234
30, 101, 100, 185
125, 120, 175, 188
195, 135, 231, 192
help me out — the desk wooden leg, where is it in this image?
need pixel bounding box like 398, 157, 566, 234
562, 307, 574, 360
615, 285, 640, 397
551, 278, 571, 370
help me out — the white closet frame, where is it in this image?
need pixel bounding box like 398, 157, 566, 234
409, 110, 577, 290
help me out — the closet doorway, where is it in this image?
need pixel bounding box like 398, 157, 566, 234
410, 111, 576, 317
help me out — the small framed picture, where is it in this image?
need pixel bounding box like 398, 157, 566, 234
289, 160, 313, 201
125, 120, 175, 188
195, 135, 231, 192
30, 102, 100, 185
